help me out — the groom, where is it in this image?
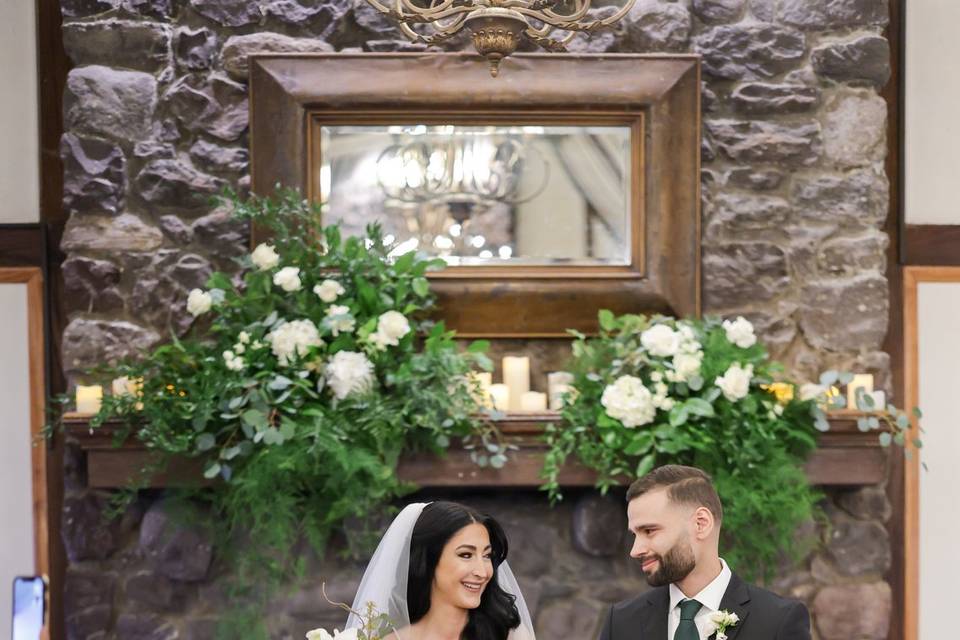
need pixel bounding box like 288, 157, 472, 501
598, 465, 810, 640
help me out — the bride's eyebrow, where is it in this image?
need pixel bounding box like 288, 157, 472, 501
456, 544, 493, 551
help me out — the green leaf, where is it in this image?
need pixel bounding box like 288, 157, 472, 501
394, 251, 415, 274
669, 404, 690, 427
412, 277, 430, 297
684, 398, 715, 418
268, 375, 293, 391
242, 409, 269, 430
598, 309, 616, 332
879, 432, 892, 447
819, 370, 839, 386
912, 407, 923, 419
624, 431, 653, 456
203, 461, 221, 479
687, 375, 704, 391
467, 340, 490, 354
635, 453, 656, 478
196, 433, 216, 452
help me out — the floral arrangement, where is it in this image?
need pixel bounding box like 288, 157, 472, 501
67, 190, 501, 637
541, 311, 827, 578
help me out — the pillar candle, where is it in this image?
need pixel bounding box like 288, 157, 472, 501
489, 384, 510, 411
547, 371, 574, 411
520, 391, 547, 412
468, 372, 494, 407
502, 356, 530, 411
76, 385, 103, 415
846, 374, 874, 410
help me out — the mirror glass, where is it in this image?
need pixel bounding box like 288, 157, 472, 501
316, 124, 632, 266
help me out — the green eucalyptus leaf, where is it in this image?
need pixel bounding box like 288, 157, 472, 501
195, 433, 216, 452
879, 432, 893, 447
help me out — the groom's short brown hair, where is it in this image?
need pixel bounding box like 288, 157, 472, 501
626, 464, 723, 522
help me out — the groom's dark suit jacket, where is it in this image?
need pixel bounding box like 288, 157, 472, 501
597, 573, 810, 640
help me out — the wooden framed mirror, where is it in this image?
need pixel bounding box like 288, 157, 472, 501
250, 53, 700, 337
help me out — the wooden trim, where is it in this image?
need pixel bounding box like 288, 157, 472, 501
903, 225, 960, 266
0, 224, 44, 267
901, 266, 960, 640
63, 411, 889, 489
0, 268, 49, 640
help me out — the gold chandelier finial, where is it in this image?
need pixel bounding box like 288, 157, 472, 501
362, 0, 638, 77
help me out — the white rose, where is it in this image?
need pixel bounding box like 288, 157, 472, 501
715, 363, 754, 402
111, 376, 136, 397
333, 631, 358, 640
273, 266, 302, 292
251, 243, 280, 271
601, 375, 657, 428
238, 331, 250, 344
375, 311, 412, 346
314, 279, 345, 303
186, 289, 212, 316
672, 352, 703, 382
267, 319, 323, 366
723, 316, 757, 349
716, 633, 727, 640
325, 351, 376, 400
640, 324, 681, 358
325, 305, 356, 337
799, 382, 827, 402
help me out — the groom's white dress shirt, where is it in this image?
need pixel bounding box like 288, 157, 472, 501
667, 558, 732, 640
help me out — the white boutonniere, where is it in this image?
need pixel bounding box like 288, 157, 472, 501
708, 610, 740, 640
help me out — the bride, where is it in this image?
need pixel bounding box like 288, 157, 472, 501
344, 501, 536, 640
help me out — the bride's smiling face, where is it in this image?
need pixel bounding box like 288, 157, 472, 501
431, 522, 494, 610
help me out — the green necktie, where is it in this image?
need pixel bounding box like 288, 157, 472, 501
673, 598, 702, 640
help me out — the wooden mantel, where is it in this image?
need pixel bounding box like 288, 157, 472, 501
63, 410, 888, 489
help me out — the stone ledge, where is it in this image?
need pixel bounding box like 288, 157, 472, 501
63, 410, 888, 489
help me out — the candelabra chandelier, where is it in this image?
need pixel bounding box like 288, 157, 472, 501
376, 135, 550, 222
362, 0, 637, 76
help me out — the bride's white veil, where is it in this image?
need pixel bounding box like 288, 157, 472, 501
345, 502, 536, 639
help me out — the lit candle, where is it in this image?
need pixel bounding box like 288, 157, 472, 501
489, 384, 510, 411
502, 356, 530, 411
520, 391, 547, 412
75, 385, 103, 415
846, 374, 874, 410
547, 371, 574, 411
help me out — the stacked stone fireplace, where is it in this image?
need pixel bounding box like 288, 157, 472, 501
59, 0, 895, 638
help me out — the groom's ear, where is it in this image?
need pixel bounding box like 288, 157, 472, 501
692, 506, 716, 540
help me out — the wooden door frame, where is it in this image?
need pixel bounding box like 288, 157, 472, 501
0, 267, 49, 638
901, 266, 960, 640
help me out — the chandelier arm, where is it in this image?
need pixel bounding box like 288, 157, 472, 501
511, 7, 592, 29
397, 0, 457, 18
498, 0, 590, 20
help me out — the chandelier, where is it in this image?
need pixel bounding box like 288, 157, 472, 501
362, 0, 638, 76
375, 134, 549, 222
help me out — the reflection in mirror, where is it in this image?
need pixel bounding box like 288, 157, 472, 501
317, 124, 631, 266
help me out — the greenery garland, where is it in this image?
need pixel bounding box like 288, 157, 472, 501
62, 191, 504, 635
541, 311, 825, 580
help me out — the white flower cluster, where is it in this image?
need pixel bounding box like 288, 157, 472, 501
601, 375, 657, 428
324, 305, 356, 337
222, 349, 244, 372
273, 266, 302, 292
267, 319, 323, 366
716, 363, 754, 402
251, 243, 280, 271
314, 279, 345, 303
640, 323, 704, 384
305, 628, 358, 640
325, 350, 375, 400
368, 310, 411, 350
722, 316, 757, 349
186, 289, 212, 316
706, 610, 740, 640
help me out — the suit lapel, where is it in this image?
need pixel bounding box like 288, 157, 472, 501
711, 573, 751, 640
640, 586, 670, 640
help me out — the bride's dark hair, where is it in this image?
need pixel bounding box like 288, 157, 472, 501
407, 501, 522, 640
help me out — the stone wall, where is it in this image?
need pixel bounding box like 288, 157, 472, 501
58, 0, 896, 638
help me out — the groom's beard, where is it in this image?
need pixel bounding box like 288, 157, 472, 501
639, 538, 696, 587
